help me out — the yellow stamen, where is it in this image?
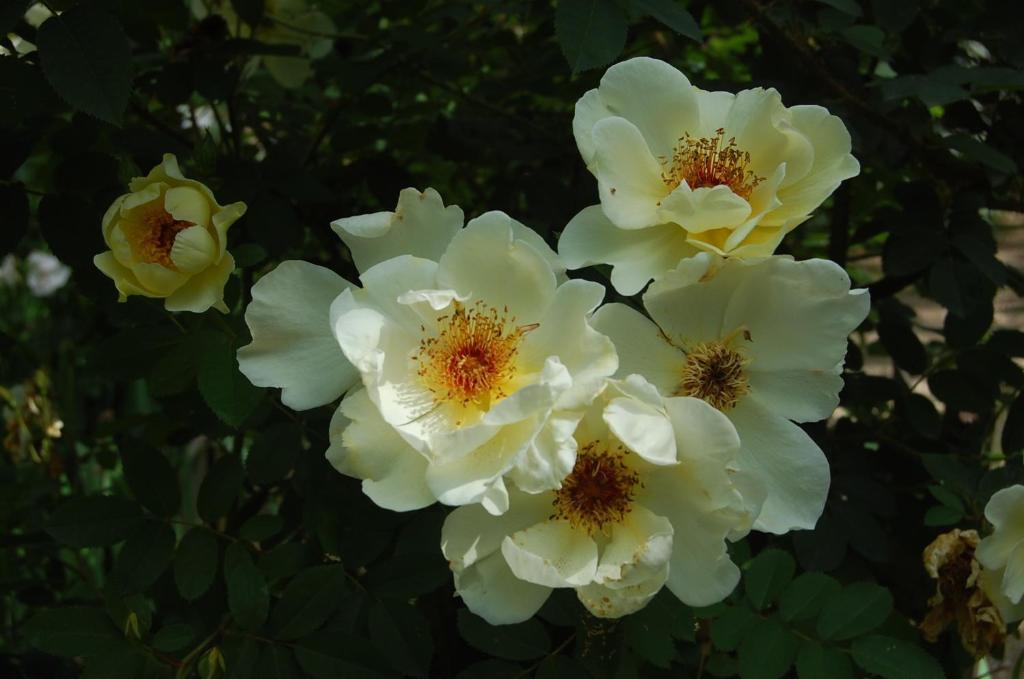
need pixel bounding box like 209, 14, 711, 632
552, 442, 640, 535
662, 128, 763, 199
675, 329, 751, 410
414, 300, 535, 410
124, 202, 194, 269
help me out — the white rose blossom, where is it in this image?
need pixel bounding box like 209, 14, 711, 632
590, 253, 869, 534
328, 211, 616, 514
239, 188, 615, 514
977, 485, 1024, 622
441, 378, 761, 624
561, 57, 859, 294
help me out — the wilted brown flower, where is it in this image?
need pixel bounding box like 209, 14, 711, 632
920, 528, 1006, 657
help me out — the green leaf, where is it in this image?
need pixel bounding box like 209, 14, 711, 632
812, 0, 862, 16
927, 484, 965, 512
224, 637, 261, 679
840, 25, 887, 57
623, 591, 694, 667
198, 454, 245, 523
710, 606, 758, 652
555, 0, 628, 74
292, 629, 392, 679
536, 655, 590, 679
368, 599, 434, 678
225, 543, 269, 631
737, 617, 799, 679
795, 640, 853, 679
151, 623, 196, 653
24, 607, 120, 657
269, 565, 348, 640
175, 528, 219, 601
46, 495, 144, 547
80, 644, 148, 679
924, 505, 963, 526
239, 514, 285, 542
197, 331, 263, 428
456, 608, 550, 660
122, 445, 180, 517
745, 548, 796, 611
0, 184, 29, 252
851, 635, 944, 679
261, 644, 301, 679
816, 582, 893, 640
36, 5, 131, 125
112, 523, 176, 593
246, 422, 301, 486
945, 134, 1018, 173
631, 0, 702, 40
1003, 392, 1024, 454
779, 573, 841, 622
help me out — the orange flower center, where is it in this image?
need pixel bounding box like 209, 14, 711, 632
662, 128, 763, 199
675, 333, 750, 411
415, 300, 536, 410
126, 203, 194, 269
552, 442, 640, 535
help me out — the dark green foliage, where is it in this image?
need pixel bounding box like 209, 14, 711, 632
3, 0, 1024, 677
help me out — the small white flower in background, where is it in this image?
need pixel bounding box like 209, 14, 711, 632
441, 379, 761, 624
0, 254, 19, 287
977, 485, 1024, 622
561, 57, 859, 294
192, 0, 336, 89
590, 253, 869, 533
26, 251, 71, 297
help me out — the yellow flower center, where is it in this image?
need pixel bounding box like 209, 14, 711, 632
675, 333, 751, 411
662, 128, 763, 199
415, 300, 536, 410
552, 442, 640, 535
125, 202, 194, 269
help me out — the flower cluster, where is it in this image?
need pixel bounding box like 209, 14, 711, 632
95, 58, 871, 623
233, 58, 868, 623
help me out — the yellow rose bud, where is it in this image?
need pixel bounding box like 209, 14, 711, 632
94, 154, 246, 313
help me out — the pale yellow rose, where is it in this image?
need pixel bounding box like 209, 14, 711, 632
94, 154, 246, 313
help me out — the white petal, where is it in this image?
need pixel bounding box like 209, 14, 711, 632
558, 205, 697, 296
507, 410, 581, 495
130, 260, 189, 296
747, 368, 844, 423
573, 89, 614, 167
726, 88, 813, 182
425, 418, 542, 511
453, 552, 552, 625
331, 188, 464, 272
518, 279, 617, 410
719, 257, 870, 372
659, 183, 752, 233
358, 255, 441, 333
591, 117, 668, 230
728, 397, 830, 534
589, 57, 700, 159
164, 253, 234, 313
591, 302, 686, 395
1003, 544, 1024, 604
437, 212, 557, 322
595, 505, 674, 584
502, 520, 598, 588
664, 396, 741, 471
442, 491, 553, 569
326, 390, 434, 511
238, 260, 358, 410
169, 225, 217, 273
94, 251, 155, 300
577, 562, 669, 619
766, 105, 859, 225
604, 394, 676, 465
978, 485, 1024, 570
643, 253, 729, 345
164, 186, 212, 227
